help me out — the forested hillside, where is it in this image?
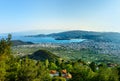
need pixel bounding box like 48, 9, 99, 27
29, 30, 120, 43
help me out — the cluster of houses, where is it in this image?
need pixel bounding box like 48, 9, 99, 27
50, 69, 72, 80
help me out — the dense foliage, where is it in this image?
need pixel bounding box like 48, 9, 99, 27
0, 35, 120, 81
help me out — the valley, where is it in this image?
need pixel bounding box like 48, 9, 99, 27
12, 40, 120, 64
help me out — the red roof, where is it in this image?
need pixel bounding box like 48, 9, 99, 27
50, 70, 57, 74
61, 69, 67, 74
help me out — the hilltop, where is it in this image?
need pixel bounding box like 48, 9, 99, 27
26, 49, 59, 61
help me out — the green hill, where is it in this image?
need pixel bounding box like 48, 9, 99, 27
11, 40, 34, 46
27, 49, 59, 61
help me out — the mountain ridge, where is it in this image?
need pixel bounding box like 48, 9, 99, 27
26, 30, 120, 43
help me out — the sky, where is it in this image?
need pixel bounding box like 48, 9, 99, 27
0, 0, 120, 33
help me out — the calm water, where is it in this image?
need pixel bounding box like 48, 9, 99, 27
0, 36, 85, 43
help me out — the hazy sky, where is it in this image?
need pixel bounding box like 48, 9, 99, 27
0, 0, 120, 33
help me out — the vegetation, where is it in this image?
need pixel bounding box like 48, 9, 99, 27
11, 40, 34, 46
27, 49, 59, 61
12, 44, 120, 64
0, 35, 120, 81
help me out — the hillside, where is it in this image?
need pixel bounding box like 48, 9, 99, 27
11, 40, 34, 46
48, 30, 120, 43
26, 49, 59, 61
27, 30, 120, 43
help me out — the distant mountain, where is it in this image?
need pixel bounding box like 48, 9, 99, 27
25, 34, 46, 37
48, 30, 102, 40
27, 49, 59, 61
27, 30, 120, 43
11, 40, 34, 46
0, 30, 65, 36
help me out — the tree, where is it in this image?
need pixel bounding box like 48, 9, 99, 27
55, 58, 62, 67
0, 34, 52, 81
36, 61, 51, 81
45, 59, 49, 68
92, 68, 119, 81
89, 62, 97, 72
65, 64, 73, 72
0, 34, 12, 81
49, 62, 58, 70
69, 64, 95, 81
0, 61, 6, 81
0, 34, 12, 55
52, 77, 66, 81
117, 67, 120, 81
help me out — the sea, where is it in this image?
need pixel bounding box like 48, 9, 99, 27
0, 36, 84, 44
0, 31, 85, 43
